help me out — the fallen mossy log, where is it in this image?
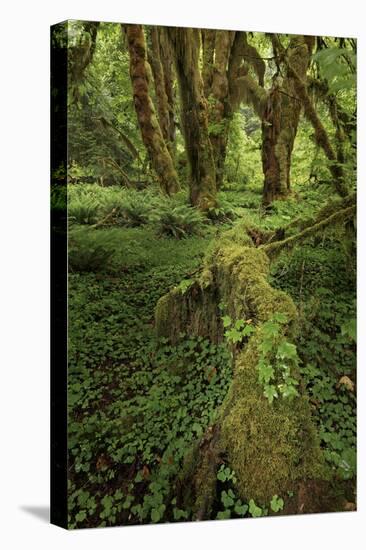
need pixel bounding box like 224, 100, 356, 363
155, 227, 332, 517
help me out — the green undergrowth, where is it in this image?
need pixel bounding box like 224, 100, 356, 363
67, 183, 356, 527
68, 225, 231, 528
270, 239, 356, 483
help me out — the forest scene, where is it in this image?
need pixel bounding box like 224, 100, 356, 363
53, 20, 356, 528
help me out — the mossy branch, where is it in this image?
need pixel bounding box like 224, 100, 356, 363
242, 33, 266, 86
267, 193, 356, 242
228, 32, 268, 114
285, 60, 348, 197
98, 156, 133, 187
309, 78, 356, 142
94, 116, 141, 162
69, 22, 100, 103
262, 203, 356, 258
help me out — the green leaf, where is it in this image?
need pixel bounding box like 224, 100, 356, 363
221, 490, 235, 508
173, 508, 188, 520
272, 312, 288, 324
258, 363, 275, 384
263, 384, 278, 404
75, 510, 87, 523
270, 494, 284, 513
234, 502, 248, 516
222, 315, 232, 328
192, 422, 203, 437
216, 510, 231, 520
225, 328, 242, 343
279, 384, 299, 400
151, 504, 165, 523
242, 324, 255, 337
248, 499, 263, 517
341, 319, 356, 342
234, 319, 245, 330
262, 321, 280, 338
277, 341, 298, 360
259, 339, 273, 354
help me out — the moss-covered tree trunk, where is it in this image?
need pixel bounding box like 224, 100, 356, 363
158, 29, 177, 151
166, 27, 217, 210
225, 33, 314, 206
147, 27, 176, 157
206, 31, 234, 189
262, 36, 314, 206
155, 226, 329, 517
124, 24, 179, 195
202, 29, 216, 98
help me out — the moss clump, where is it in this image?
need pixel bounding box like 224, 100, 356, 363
155, 292, 175, 338
219, 334, 325, 504
155, 282, 221, 344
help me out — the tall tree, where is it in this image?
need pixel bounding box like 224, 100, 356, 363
158, 30, 177, 150
202, 30, 235, 189
123, 24, 179, 195
261, 35, 315, 205
227, 33, 314, 205
147, 27, 176, 157
202, 30, 265, 190
166, 27, 217, 210
286, 39, 354, 198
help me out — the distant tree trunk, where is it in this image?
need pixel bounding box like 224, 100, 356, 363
147, 27, 176, 157
123, 24, 179, 195
158, 30, 177, 150
166, 27, 217, 210
205, 31, 234, 189
287, 62, 349, 198
226, 33, 314, 205
202, 29, 216, 98
261, 35, 314, 206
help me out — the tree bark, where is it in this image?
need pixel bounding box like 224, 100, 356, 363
147, 27, 176, 157
207, 31, 235, 189
124, 24, 179, 195
166, 27, 217, 210
261, 35, 314, 206
158, 29, 177, 149
202, 29, 216, 98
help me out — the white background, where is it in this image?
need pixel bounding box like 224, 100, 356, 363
0, 1, 364, 548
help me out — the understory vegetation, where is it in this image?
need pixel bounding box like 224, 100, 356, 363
67, 184, 356, 528
52, 20, 356, 528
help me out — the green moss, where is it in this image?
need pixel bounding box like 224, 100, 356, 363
219, 334, 325, 503
154, 228, 326, 512
155, 293, 173, 337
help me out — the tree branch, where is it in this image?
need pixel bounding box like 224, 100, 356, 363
286, 60, 349, 197
262, 201, 355, 258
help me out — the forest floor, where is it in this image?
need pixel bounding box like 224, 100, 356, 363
67, 184, 356, 527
